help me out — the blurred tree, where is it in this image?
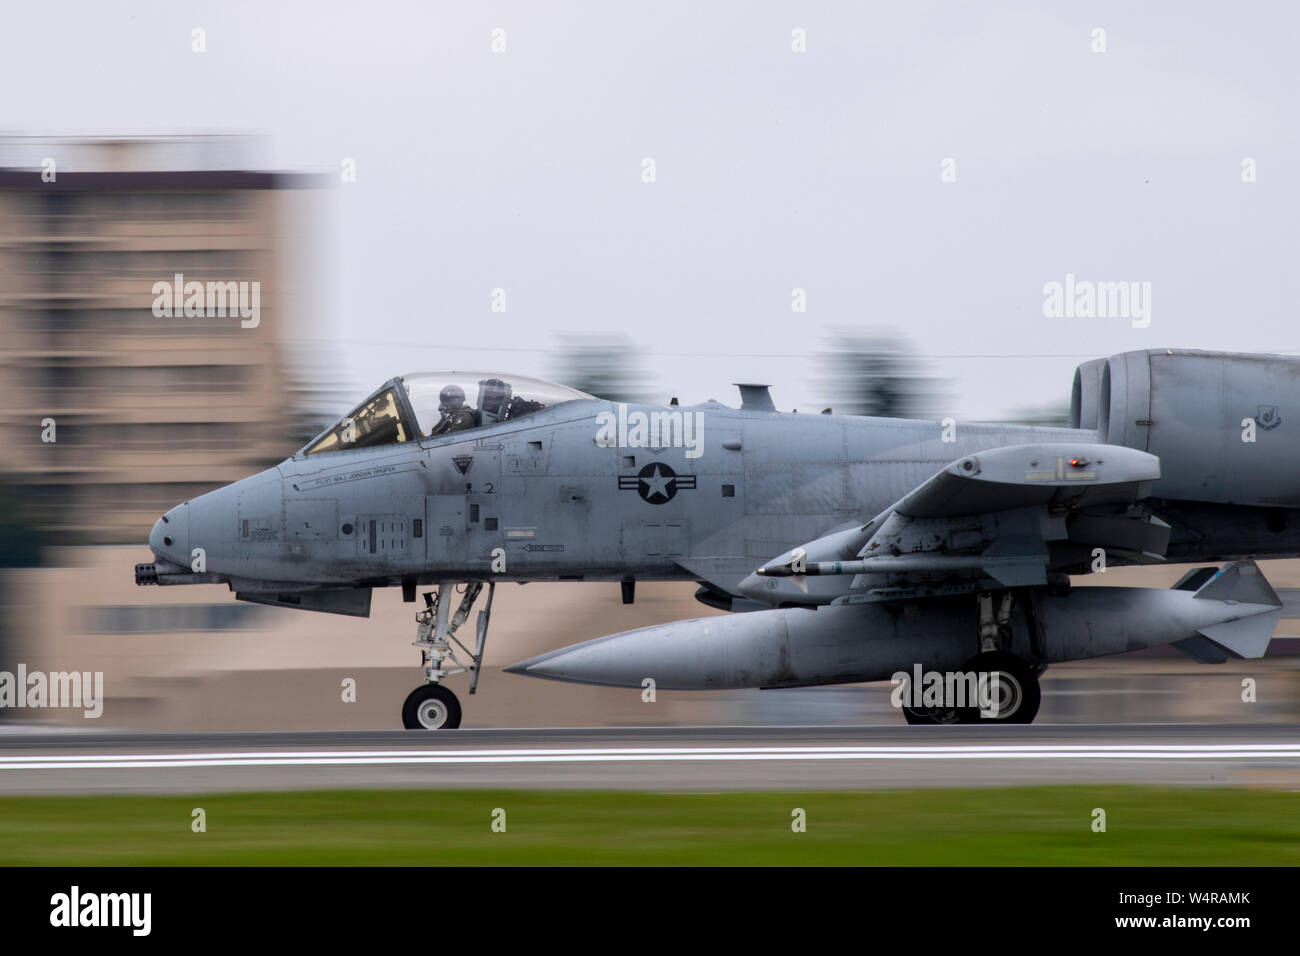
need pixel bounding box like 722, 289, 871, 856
550, 334, 651, 403
817, 327, 947, 419
0, 483, 41, 571
284, 376, 360, 455
279, 343, 362, 458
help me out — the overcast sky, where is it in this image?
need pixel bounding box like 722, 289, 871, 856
3, 1, 1298, 418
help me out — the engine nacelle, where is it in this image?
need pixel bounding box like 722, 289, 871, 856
1071, 349, 1300, 507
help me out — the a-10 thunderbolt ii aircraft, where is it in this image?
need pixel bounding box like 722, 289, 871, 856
137, 349, 1297, 728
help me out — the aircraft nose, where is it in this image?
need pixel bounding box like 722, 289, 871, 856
149, 503, 189, 565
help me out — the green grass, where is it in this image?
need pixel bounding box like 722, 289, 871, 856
0, 786, 1296, 865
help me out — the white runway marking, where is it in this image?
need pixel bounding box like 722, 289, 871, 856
1, 742, 1298, 771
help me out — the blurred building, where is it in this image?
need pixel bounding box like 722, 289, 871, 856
0, 136, 327, 545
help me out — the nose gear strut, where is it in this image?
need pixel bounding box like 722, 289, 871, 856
401, 581, 496, 729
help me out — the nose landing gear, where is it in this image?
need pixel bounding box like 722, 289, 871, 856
401, 581, 495, 730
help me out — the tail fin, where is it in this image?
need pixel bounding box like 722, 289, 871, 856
1192, 560, 1281, 607
1174, 561, 1281, 660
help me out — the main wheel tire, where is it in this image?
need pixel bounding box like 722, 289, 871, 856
402, 684, 462, 730
955, 651, 1040, 724
902, 704, 963, 725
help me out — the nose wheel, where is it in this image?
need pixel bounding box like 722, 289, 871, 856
402, 684, 462, 730
403, 581, 495, 730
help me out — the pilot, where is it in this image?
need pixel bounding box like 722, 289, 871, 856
477, 378, 513, 425
428, 384, 479, 435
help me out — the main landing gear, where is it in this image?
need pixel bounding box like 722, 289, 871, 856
401, 581, 495, 730
902, 591, 1043, 725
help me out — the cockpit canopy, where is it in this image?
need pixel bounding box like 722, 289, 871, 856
303, 371, 595, 456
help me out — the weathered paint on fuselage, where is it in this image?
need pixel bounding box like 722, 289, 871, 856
159, 399, 1106, 590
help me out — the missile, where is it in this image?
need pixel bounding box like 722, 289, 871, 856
754, 554, 1041, 577
505, 561, 1281, 690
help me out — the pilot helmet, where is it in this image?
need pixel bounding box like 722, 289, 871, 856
438, 384, 466, 413
478, 378, 513, 420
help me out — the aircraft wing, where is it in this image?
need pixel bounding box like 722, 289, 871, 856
748, 443, 1169, 603
890, 443, 1160, 520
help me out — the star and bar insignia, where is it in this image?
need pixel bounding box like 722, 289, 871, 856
618, 462, 696, 504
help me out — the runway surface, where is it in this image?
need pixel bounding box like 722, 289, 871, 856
0, 723, 1297, 793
